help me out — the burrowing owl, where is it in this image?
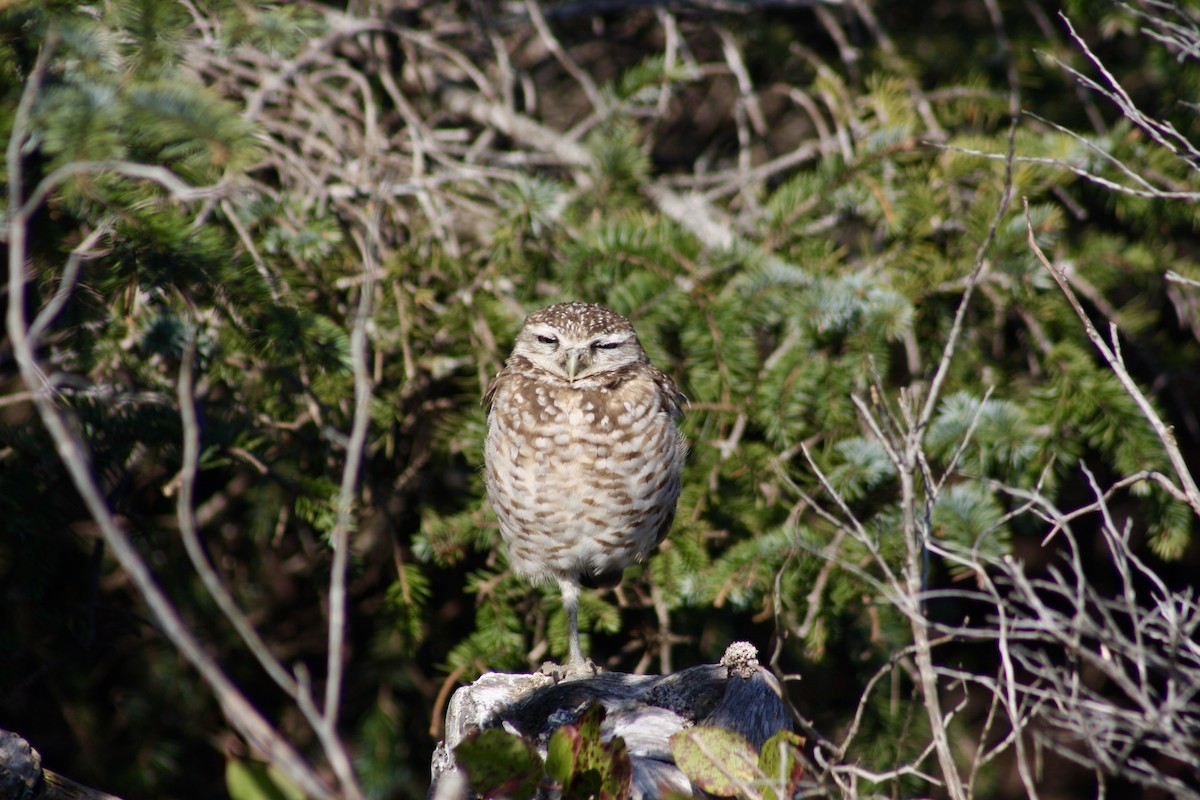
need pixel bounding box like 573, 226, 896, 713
484, 302, 686, 672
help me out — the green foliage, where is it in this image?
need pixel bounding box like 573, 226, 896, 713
932, 483, 1009, 567
583, 118, 652, 212
221, 4, 326, 58
445, 569, 536, 672
926, 391, 1042, 496
609, 54, 697, 105
546, 704, 632, 799
385, 560, 432, 651
454, 728, 542, 800
458, 705, 631, 800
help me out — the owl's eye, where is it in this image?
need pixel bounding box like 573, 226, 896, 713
537, 334, 558, 345
593, 340, 622, 350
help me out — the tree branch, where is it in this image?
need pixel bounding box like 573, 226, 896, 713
5, 34, 335, 800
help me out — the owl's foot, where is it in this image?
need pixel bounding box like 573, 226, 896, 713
539, 658, 600, 682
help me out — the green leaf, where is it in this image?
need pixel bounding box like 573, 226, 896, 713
670, 726, 759, 797
757, 731, 806, 800
225, 759, 306, 800
546, 723, 581, 787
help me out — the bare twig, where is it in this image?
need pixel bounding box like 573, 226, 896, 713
173, 317, 301, 699
523, 0, 605, 114
307, 216, 380, 800
1166, 269, 1200, 289
1057, 11, 1200, 165
27, 223, 111, 348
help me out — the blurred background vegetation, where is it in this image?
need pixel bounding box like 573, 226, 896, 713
2, 0, 1198, 798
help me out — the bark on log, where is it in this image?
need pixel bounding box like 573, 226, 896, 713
429, 641, 793, 799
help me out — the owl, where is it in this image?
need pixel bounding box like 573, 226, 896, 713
483, 302, 686, 674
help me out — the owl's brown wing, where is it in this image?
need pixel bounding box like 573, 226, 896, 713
652, 368, 686, 420
646, 367, 686, 547
482, 360, 522, 410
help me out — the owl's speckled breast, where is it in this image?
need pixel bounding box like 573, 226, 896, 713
484, 365, 684, 583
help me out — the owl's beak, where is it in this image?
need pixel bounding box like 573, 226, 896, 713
564, 348, 589, 383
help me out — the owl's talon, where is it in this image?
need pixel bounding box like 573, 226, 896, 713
539, 659, 600, 682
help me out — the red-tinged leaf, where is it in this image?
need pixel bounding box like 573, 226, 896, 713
599, 732, 632, 799
670, 726, 758, 797
758, 730, 806, 800
574, 703, 608, 772
454, 728, 541, 800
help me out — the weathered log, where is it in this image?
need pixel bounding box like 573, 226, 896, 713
429, 641, 793, 799
0, 729, 124, 800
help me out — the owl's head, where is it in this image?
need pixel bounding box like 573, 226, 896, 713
511, 302, 648, 384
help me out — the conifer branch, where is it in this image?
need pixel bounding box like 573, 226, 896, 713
918, 96, 1018, 436
1024, 197, 1200, 519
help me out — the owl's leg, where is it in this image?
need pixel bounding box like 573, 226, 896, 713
536, 577, 599, 679
557, 576, 586, 668
538, 576, 600, 680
